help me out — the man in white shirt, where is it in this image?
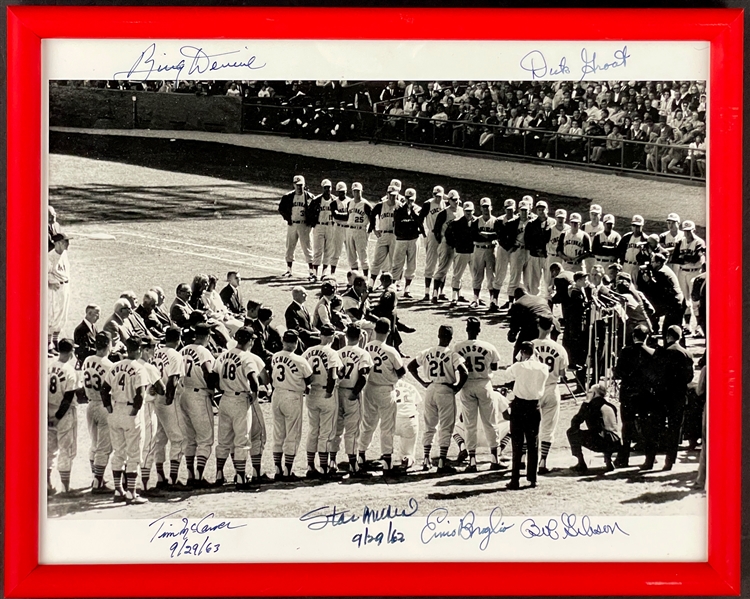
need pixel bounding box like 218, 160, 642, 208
408, 325, 469, 474
48, 232, 71, 356
501, 341, 549, 490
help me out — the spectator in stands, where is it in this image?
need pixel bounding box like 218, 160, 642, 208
226, 82, 241, 97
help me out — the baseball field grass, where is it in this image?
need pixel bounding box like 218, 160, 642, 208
46, 140, 706, 521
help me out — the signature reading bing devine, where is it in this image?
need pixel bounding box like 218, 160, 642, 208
519, 45, 630, 81
113, 43, 266, 84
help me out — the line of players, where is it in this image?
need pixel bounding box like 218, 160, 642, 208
47, 301, 577, 503
279, 175, 705, 328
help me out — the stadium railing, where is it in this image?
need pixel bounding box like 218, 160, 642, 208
240, 101, 706, 183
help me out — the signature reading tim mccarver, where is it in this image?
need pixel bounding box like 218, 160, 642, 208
149, 509, 246, 559
519, 45, 631, 81
113, 42, 266, 83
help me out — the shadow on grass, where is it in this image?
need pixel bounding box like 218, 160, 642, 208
620, 489, 695, 504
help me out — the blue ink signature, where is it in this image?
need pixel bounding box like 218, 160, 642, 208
113, 42, 266, 84
421, 506, 514, 551
300, 498, 419, 531
579, 46, 630, 81
519, 46, 630, 81
520, 513, 629, 540
519, 50, 571, 80
148, 509, 246, 559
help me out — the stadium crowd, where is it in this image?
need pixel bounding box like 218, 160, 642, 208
45, 174, 706, 503
55, 79, 707, 177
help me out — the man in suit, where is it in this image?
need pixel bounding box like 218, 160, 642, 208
284, 286, 320, 350
170, 283, 193, 329
149, 287, 173, 331
134, 291, 165, 340
103, 299, 133, 356
73, 304, 100, 366
219, 271, 245, 318
252, 307, 283, 369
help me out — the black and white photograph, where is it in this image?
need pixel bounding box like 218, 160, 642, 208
40, 38, 710, 563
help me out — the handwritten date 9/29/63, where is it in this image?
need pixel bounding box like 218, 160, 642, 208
519, 46, 631, 81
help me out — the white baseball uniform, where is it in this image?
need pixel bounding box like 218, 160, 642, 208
331, 344, 373, 456
285, 192, 313, 264
48, 249, 71, 335
104, 359, 148, 473
312, 195, 336, 267
582, 220, 604, 272
345, 198, 372, 271
370, 200, 399, 277
271, 350, 313, 455
47, 358, 81, 474
394, 381, 421, 466
508, 217, 532, 295
82, 355, 114, 468
137, 359, 162, 477
330, 196, 351, 267
557, 228, 592, 273
303, 344, 342, 454
471, 215, 496, 291
179, 344, 215, 460
151, 347, 186, 464
358, 340, 403, 455
533, 338, 569, 445
422, 197, 446, 280
416, 345, 465, 450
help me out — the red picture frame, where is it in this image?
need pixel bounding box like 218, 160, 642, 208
6, 7, 742, 596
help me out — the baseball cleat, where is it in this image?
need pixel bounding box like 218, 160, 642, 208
422, 293, 431, 302
469, 300, 479, 309
436, 464, 458, 475
403, 291, 413, 299
422, 459, 432, 472
212, 476, 226, 488
155, 479, 171, 490
125, 494, 149, 505
283, 473, 301, 482
431, 296, 438, 305
401, 457, 414, 470
449, 300, 457, 307
113, 491, 127, 503
489, 462, 505, 471
528, 481, 538, 489
499, 301, 511, 310
349, 469, 371, 479
305, 469, 322, 479
254, 474, 274, 485
537, 466, 551, 475
571, 463, 589, 474
438, 294, 448, 301
457, 296, 468, 303
281, 271, 292, 278
382, 467, 406, 478
456, 449, 469, 463
506, 480, 521, 490
487, 303, 499, 313
464, 464, 478, 473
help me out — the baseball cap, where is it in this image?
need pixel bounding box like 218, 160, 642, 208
374, 318, 391, 334
603, 214, 615, 224
480, 197, 491, 207
573, 272, 588, 282
631, 214, 645, 226
555, 208, 567, 218
321, 179, 332, 188
164, 326, 182, 343
438, 324, 454, 337
447, 190, 460, 200
351, 182, 363, 191
283, 329, 299, 343
666, 325, 683, 340
682, 220, 696, 231
535, 200, 548, 210
194, 323, 212, 337
125, 336, 142, 352
94, 332, 112, 349
522, 194, 534, 205
569, 212, 582, 223
667, 212, 681, 222
234, 326, 256, 345
504, 199, 516, 209
293, 175, 305, 185
405, 188, 416, 198
590, 204, 602, 214
335, 181, 347, 192
51, 232, 70, 243
432, 185, 444, 195
57, 338, 76, 353
466, 316, 481, 330
463, 201, 475, 212
647, 233, 660, 243
390, 179, 402, 190
319, 323, 335, 336
387, 185, 398, 193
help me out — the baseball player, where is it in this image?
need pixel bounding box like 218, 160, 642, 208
278, 174, 316, 280
151, 326, 186, 487
533, 316, 569, 474
48, 232, 71, 356
453, 317, 503, 472
489, 199, 518, 311
213, 327, 260, 489
303, 324, 343, 477
556, 213, 592, 273
393, 381, 422, 469
81, 332, 114, 493
431, 190, 463, 303
330, 324, 373, 476
345, 182, 372, 276
369, 184, 400, 289
137, 337, 164, 493
179, 322, 217, 486
659, 213, 685, 274
330, 182, 352, 274
270, 329, 314, 480
101, 336, 149, 504
446, 201, 477, 305
358, 318, 406, 475
392, 188, 423, 298
311, 179, 336, 280
546, 209, 570, 296
408, 324, 468, 474
47, 338, 82, 494
506, 196, 534, 296
617, 214, 648, 281
524, 200, 554, 296
591, 214, 621, 267
674, 220, 706, 331
422, 185, 447, 301
469, 197, 496, 308
582, 204, 604, 272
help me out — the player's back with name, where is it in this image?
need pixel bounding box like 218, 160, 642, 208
337, 345, 373, 389
365, 340, 403, 386
48, 359, 79, 414
105, 359, 146, 402
215, 348, 258, 394
533, 338, 569, 384
303, 344, 342, 388
180, 344, 214, 389
271, 349, 312, 393
81, 354, 113, 402
416, 346, 463, 385
453, 340, 500, 381
153, 346, 184, 387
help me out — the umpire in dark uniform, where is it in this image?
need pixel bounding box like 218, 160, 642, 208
613, 324, 657, 467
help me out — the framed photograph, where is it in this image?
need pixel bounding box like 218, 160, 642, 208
6, 7, 742, 597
